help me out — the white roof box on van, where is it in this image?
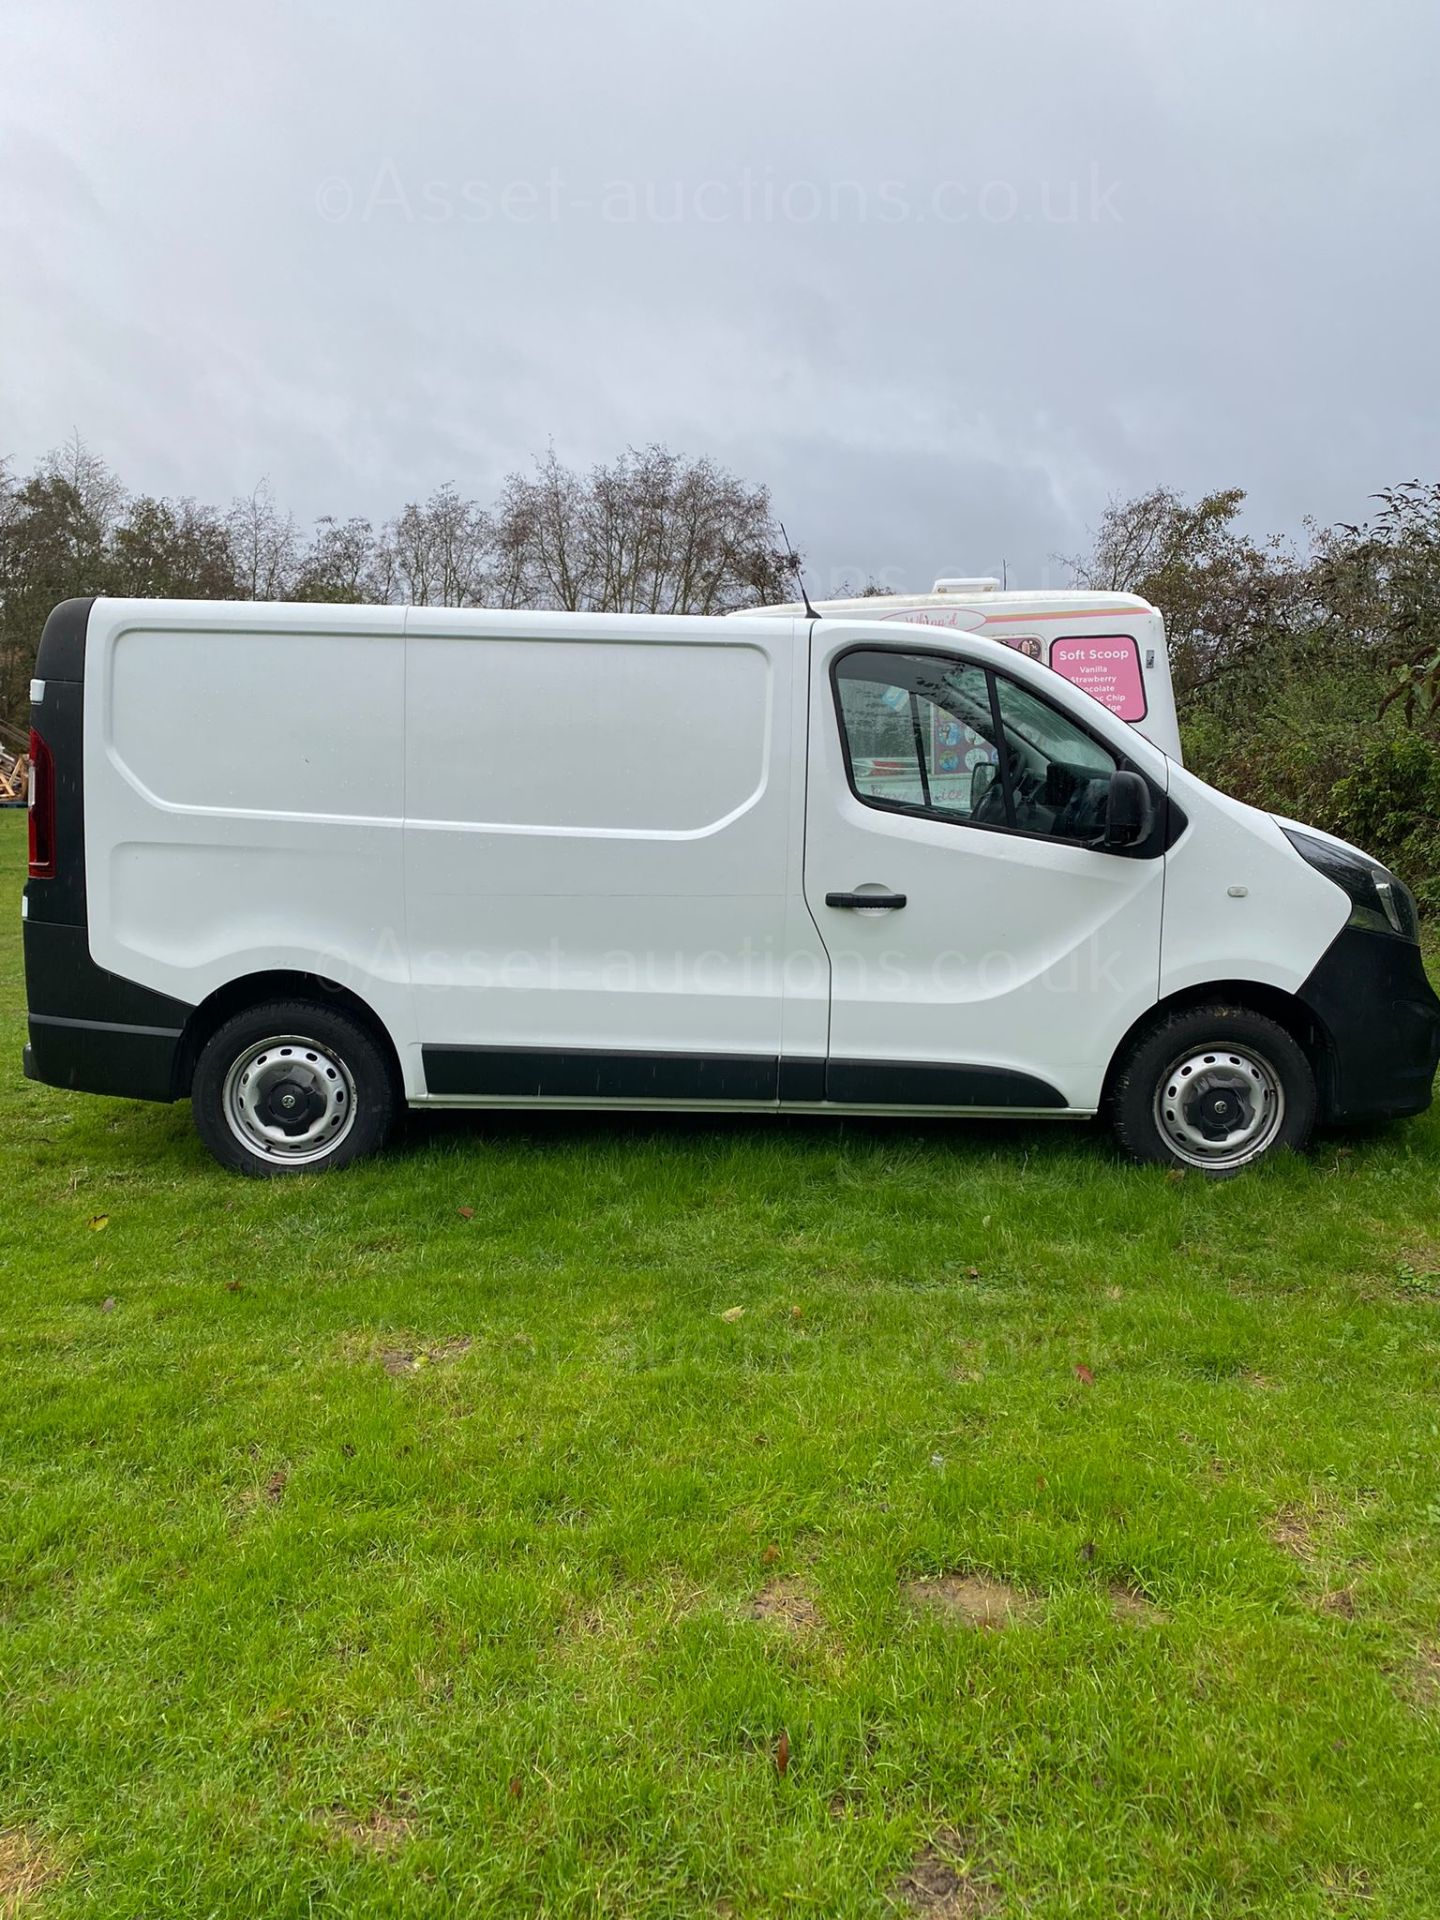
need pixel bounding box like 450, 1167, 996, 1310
933, 577, 1002, 595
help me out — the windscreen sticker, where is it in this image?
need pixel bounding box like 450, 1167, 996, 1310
1048, 634, 1147, 721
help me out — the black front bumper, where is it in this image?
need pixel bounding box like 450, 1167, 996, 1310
1299, 924, 1440, 1123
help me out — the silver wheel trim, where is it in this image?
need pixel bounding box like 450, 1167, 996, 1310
1152, 1043, 1286, 1171
221, 1034, 358, 1165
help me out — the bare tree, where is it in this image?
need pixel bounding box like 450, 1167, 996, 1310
495, 445, 791, 614
385, 484, 493, 606
228, 481, 299, 600
1062, 486, 1306, 698
493, 452, 588, 609
822, 576, 895, 600
40, 432, 127, 540
294, 515, 395, 604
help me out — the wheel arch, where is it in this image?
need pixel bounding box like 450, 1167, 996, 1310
172, 971, 404, 1101
1102, 980, 1333, 1115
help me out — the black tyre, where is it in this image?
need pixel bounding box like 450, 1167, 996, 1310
1108, 1003, 1316, 1177
191, 999, 397, 1176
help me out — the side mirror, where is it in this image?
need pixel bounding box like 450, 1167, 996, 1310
1104, 769, 1152, 849
969, 759, 997, 809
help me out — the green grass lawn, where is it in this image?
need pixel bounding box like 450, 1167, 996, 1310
4, 812, 1440, 1917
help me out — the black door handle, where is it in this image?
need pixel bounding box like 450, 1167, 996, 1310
825, 891, 907, 910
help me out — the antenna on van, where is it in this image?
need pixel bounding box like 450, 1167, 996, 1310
778, 522, 819, 620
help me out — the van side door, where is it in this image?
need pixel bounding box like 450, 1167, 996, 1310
802, 627, 1166, 1112
403, 612, 827, 1104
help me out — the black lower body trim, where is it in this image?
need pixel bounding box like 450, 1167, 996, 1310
25, 1014, 183, 1103
423, 1045, 779, 1102
23, 919, 192, 1103
824, 1057, 1068, 1108
777, 1056, 826, 1102
421, 1044, 1068, 1110
1299, 925, 1440, 1122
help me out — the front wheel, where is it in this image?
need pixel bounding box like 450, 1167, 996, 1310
1108, 1004, 1316, 1176
192, 999, 397, 1176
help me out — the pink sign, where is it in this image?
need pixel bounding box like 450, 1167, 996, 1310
1048, 634, 1147, 721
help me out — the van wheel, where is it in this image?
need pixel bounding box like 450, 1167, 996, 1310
192, 1000, 396, 1176
1108, 1004, 1315, 1177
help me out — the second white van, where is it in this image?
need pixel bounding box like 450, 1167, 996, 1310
736, 576, 1184, 760
22, 596, 1439, 1177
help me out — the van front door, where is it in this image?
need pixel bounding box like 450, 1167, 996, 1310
802, 629, 1165, 1113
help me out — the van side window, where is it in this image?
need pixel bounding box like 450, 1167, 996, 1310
989, 672, 1119, 841
834, 654, 1000, 821
832, 649, 1121, 843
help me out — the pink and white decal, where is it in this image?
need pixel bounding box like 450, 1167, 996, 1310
1048, 634, 1147, 721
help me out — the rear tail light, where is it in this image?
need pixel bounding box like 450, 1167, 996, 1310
28, 728, 55, 879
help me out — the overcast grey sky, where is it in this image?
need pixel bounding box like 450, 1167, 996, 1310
3, 0, 1437, 592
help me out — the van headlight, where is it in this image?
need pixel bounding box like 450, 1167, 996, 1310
1283, 828, 1420, 942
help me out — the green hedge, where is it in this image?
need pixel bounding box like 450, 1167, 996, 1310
1179, 632, 1440, 911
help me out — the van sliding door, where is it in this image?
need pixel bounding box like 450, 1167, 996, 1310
401, 612, 827, 1105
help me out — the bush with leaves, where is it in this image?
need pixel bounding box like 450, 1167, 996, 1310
1331, 733, 1440, 913
1071, 483, 1440, 912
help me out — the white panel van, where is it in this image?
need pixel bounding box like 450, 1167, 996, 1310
22, 596, 1439, 1177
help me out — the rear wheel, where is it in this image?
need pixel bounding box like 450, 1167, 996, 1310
192, 999, 397, 1176
1109, 1003, 1315, 1176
